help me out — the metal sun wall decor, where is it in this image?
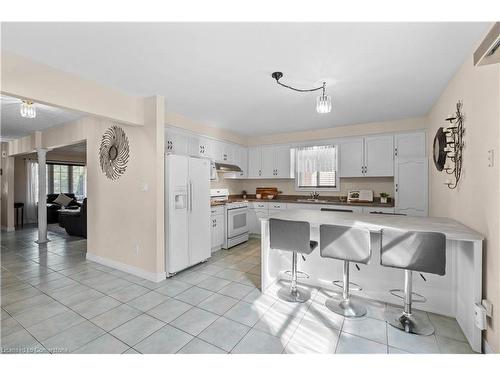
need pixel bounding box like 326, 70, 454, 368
433, 101, 465, 189
99, 125, 130, 180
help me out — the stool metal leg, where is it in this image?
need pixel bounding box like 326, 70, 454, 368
325, 261, 367, 317
385, 270, 435, 335
277, 251, 311, 303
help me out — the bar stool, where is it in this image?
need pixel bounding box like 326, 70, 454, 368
269, 218, 318, 303
319, 224, 372, 317
380, 229, 446, 335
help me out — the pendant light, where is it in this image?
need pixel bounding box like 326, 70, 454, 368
272, 72, 332, 114
20, 100, 36, 118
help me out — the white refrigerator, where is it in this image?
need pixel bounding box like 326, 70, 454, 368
165, 154, 211, 276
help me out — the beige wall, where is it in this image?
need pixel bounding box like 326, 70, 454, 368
427, 52, 500, 351
7, 111, 165, 279
1, 51, 145, 126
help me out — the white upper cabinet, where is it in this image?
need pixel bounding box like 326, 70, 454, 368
189, 135, 211, 158
248, 145, 292, 178
261, 146, 275, 177
395, 158, 428, 216
248, 146, 262, 178
225, 145, 248, 179
364, 135, 394, 176
395, 131, 426, 159
274, 145, 292, 178
339, 135, 394, 177
340, 139, 364, 177
165, 128, 189, 155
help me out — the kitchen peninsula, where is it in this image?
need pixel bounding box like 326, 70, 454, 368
260, 209, 484, 352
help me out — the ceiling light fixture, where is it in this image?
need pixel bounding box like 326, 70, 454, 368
271, 72, 332, 114
20, 100, 36, 118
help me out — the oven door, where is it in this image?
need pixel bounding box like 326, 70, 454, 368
227, 207, 248, 238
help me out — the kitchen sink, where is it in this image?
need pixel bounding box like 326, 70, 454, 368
295, 198, 330, 203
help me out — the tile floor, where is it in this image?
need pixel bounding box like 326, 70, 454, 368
1, 226, 476, 354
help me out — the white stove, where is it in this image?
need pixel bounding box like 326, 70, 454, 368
210, 189, 249, 249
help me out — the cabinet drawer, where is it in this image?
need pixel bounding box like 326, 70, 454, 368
362, 207, 395, 215
269, 202, 287, 210
210, 206, 225, 216
249, 202, 268, 209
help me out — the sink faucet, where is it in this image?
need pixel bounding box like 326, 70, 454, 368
310, 191, 320, 200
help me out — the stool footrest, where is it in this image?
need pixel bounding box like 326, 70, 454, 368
284, 270, 310, 279
389, 289, 427, 303
333, 280, 362, 291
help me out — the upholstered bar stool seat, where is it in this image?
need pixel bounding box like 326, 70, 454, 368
381, 229, 446, 335
269, 218, 318, 303
320, 225, 372, 317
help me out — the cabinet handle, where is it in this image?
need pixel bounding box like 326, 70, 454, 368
395, 183, 399, 192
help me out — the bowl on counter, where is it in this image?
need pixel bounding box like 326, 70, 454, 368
256, 194, 262, 199
339, 196, 347, 203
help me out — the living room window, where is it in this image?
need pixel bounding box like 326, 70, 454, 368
47, 163, 87, 200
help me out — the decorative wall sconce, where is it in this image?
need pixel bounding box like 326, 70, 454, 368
432, 101, 464, 189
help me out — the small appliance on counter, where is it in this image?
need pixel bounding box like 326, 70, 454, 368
347, 189, 373, 203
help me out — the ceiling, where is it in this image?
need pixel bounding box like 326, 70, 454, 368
0, 95, 84, 140
1, 22, 490, 136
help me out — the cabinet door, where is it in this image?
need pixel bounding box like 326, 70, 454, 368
216, 215, 225, 247
210, 217, 217, 250
237, 147, 248, 178
189, 136, 210, 158
261, 146, 275, 178
254, 210, 269, 235
364, 135, 394, 176
274, 146, 292, 178
248, 147, 262, 178
395, 158, 428, 216
362, 207, 395, 214
247, 209, 259, 234
339, 139, 364, 177
165, 129, 189, 155
209, 140, 224, 161
395, 132, 426, 159
222, 143, 235, 163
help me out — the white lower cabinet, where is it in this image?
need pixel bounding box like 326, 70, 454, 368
210, 206, 225, 251
362, 206, 395, 214
248, 209, 268, 235
395, 158, 428, 216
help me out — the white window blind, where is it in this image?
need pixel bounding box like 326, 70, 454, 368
296, 145, 337, 189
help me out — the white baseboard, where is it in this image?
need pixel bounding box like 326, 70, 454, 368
483, 338, 495, 354
86, 252, 166, 282
1, 225, 15, 232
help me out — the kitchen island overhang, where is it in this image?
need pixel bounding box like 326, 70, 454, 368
260, 209, 484, 352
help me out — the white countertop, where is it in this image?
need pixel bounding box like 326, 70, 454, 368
262, 209, 484, 242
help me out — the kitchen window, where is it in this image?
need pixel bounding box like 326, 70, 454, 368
294, 145, 339, 191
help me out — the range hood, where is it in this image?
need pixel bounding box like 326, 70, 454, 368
214, 162, 242, 172
474, 22, 500, 66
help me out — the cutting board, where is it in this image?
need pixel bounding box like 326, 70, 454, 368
256, 187, 279, 199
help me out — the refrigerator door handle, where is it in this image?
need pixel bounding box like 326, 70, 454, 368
189, 181, 193, 212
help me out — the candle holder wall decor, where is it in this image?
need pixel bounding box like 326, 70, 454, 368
432, 101, 465, 189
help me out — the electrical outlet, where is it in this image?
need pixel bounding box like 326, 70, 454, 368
134, 245, 140, 256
